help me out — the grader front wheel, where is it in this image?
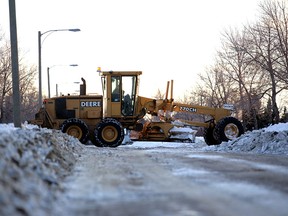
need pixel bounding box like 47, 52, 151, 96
203, 127, 221, 146
213, 117, 244, 143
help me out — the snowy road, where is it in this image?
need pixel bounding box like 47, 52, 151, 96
54, 141, 288, 216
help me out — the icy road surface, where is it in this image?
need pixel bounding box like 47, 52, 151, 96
54, 140, 288, 216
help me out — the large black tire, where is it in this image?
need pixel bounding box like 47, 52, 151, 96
203, 127, 221, 146
61, 118, 89, 144
94, 118, 124, 147
213, 116, 244, 143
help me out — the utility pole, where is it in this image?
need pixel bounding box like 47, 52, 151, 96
8, 0, 21, 127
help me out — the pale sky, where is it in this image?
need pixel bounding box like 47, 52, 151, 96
1, 0, 262, 99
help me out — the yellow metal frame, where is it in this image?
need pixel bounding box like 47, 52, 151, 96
32, 71, 234, 143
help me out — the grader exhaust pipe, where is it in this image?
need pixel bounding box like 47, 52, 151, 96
80, 77, 86, 95
165, 80, 174, 101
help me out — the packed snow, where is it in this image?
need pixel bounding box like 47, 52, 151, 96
0, 123, 83, 216
204, 123, 288, 155
0, 122, 287, 215
123, 123, 288, 155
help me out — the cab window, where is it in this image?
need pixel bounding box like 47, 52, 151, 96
111, 76, 120, 102
122, 76, 136, 116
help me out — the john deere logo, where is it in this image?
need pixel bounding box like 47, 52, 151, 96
80, 101, 101, 107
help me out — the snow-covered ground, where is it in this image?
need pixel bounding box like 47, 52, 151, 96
0, 122, 287, 215
123, 123, 288, 155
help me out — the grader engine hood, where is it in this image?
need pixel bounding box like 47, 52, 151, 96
43, 95, 103, 121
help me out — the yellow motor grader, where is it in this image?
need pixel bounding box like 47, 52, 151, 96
30, 69, 244, 147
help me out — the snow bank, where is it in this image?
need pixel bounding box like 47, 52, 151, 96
0, 123, 83, 216
264, 122, 288, 132
204, 123, 288, 155
125, 123, 288, 155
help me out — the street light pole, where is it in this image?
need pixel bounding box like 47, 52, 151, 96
47, 64, 78, 98
56, 83, 58, 97
47, 66, 50, 98
38, 28, 80, 108
38, 31, 42, 108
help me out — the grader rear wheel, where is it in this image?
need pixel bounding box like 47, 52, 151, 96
94, 118, 124, 147
61, 118, 89, 144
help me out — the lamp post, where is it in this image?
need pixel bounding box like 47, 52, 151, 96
47, 64, 78, 98
38, 28, 80, 108
56, 83, 59, 97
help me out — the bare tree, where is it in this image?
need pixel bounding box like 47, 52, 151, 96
0, 40, 12, 122
216, 27, 268, 129
197, 65, 236, 108
244, 14, 286, 123
260, 0, 288, 84
191, 0, 288, 129
19, 65, 38, 121
153, 88, 165, 100
186, 84, 209, 106
0, 31, 38, 123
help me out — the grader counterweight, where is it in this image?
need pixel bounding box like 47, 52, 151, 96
29, 70, 244, 147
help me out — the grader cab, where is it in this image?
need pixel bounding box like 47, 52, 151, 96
30, 69, 244, 147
